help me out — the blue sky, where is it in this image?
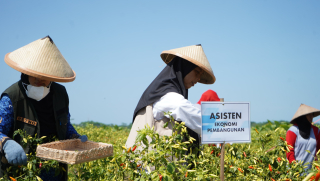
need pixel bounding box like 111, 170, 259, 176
0, 1, 319, 125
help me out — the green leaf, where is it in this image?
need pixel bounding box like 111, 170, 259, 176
23, 138, 28, 143
36, 176, 43, 181
167, 163, 175, 174
305, 150, 311, 154
163, 122, 169, 128
164, 175, 173, 181
142, 138, 149, 147
151, 172, 158, 180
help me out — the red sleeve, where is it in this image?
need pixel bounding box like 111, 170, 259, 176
313, 126, 320, 160
286, 130, 297, 163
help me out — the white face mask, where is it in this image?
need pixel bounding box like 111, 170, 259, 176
23, 83, 51, 101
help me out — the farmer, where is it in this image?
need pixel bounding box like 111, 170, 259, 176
286, 104, 320, 170
126, 44, 216, 154
0, 36, 88, 180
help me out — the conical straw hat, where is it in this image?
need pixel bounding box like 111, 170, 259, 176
290, 104, 320, 124
160, 44, 216, 84
4, 36, 75, 82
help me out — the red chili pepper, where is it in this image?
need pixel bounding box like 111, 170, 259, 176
315, 172, 320, 181
39, 163, 42, 168
210, 150, 214, 154
127, 147, 131, 153
280, 137, 285, 141
269, 164, 272, 172
243, 152, 247, 157
238, 168, 243, 173
137, 164, 141, 167
185, 171, 188, 177
277, 157, 281, 163
159, 174, 163, 181
271, 178, 275, 181
310, 176, 315, 181
248, 166, 254, 169
217, 153, 221, 157
9, 177, 16, 181
132, 145, 137, 152
317, 166, 320, 171
120, 163, 124, 166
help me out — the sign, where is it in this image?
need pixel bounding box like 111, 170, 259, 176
201, 102, 250, 144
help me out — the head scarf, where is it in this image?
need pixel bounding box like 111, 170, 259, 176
20, 73, 56, 137
295, 115, 312, 139
133, 56, 198, 122
197, 89, 220, 105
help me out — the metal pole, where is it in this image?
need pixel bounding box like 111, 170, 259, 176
219, 98, 225, 181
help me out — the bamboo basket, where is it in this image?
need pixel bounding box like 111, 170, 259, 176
36, 139, 113, 164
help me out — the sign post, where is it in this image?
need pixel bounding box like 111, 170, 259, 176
201, 101, 250, 181
220, 141, 225, 181
219, 98, 225, 181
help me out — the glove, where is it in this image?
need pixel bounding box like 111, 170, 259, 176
78, 135, 88, 142
3, 140, 27, 166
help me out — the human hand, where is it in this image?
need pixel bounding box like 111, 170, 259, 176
3, 140, 27, 165
79, 135, 88, 142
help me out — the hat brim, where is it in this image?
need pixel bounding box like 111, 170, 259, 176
161, 51, 216, 84
290, 111, 320, 124
5, 53, 76, 82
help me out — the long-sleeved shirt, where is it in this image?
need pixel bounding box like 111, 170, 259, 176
152, 92, 201, 135
0, 94, 80, 147
286, 124, 320, 170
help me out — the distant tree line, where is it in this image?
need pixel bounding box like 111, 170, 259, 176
75, 121, 132, 129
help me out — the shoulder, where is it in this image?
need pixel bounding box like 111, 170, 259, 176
158, 92, 191, 107
51, 82, 66, 89
160, 92, 185, 101
2, 82, 20, 96
312, 125, 319, 130
51, 82, 67, 93
153, 92, 188, 111
0, 94, 12, 106
1, 81, 23, 103
287, 125, 299, 135
154, 92, 195, 111
312, 125, 320, 134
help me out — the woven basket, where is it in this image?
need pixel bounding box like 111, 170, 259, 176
36, 139, 113, 164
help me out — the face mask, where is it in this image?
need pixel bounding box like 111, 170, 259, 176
23, 83, 51, 101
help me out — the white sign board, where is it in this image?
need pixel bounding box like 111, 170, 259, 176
201, 102, 250, 144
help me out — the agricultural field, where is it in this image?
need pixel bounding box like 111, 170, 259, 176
2, 119, 320, 181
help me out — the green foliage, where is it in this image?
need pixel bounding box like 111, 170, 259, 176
1, 130, 64, 181
3, 118, 320, 180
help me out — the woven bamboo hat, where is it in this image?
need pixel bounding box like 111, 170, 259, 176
4, 36, 75, 82
290, 104, 320, 124
160, 44, 216, 84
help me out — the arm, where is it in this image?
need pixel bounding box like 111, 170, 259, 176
315, 126, 320, 159
0, 95, 27, 165
0, 95, 14, 148
65, 112, 88, 142
286, 130, 297, 163
65, 112, 80, 139
153, 92, 201, 135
